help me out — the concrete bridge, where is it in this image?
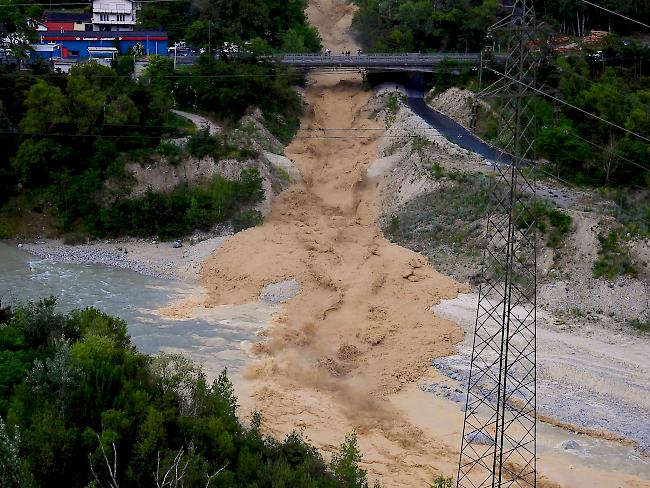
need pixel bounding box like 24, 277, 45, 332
175, 52, 506, 72
278, 52, 484, 72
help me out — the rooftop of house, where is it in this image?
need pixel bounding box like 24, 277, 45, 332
39, 30, 168, 39
42, 11, 93, 23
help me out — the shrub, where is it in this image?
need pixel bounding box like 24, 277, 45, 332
389, 215, 400, 234
629, 319, 650, 333
232, 210, 263, 232
156, 141, 182, 166
90, 168, 265, 238
237, 167, 265, 203
384, 94, 400, 128
330, 432, 368, 487
546, 209, 572, 248
430, 162, 446, 180
186, 129, 258, 161
431, 475, 453, 488
592, 231, 637, 279
0, 298, 371, 487
515, 200, 572, 249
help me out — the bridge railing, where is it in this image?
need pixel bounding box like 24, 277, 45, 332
276, 53, 483, 67
173, 52, 506, 69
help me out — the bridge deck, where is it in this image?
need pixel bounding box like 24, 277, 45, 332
174, 52, 506, 72
278, 53, 482, 68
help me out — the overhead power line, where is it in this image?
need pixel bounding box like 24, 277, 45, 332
485, 66, 650, 144
580, 0, 650, 30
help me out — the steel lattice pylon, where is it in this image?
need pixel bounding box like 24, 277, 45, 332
457, 1, 538, 487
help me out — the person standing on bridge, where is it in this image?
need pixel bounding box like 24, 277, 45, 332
325, 48, 331, 56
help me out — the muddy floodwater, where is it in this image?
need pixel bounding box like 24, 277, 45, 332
0, 242, 274, 378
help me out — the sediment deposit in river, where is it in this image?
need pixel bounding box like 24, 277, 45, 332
194, 71, 469, 485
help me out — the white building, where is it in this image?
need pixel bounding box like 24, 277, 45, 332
92, 0, 140, 32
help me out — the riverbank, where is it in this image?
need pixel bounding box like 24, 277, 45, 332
15, 229, 232, 281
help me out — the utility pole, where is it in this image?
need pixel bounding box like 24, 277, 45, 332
457, 0, 538, 487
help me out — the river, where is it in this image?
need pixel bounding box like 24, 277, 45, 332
0, 241, 275, 378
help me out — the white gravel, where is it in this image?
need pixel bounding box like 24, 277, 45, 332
259, 278, 301, 303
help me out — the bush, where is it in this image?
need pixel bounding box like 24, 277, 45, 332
389, 215, 400, 234
186, 129, 258, 161
515, 200, 572, 249
546, 209, 572, 248
592, 231, 637, 279
330, 432, 368, 487
431, 475, 453, 488
91, 169, 265, 238
111, 55, 134, 77
0, 298, 372, 488
629, 318, 650, 333
430, 162, 445, 180
237, 167, 265, 203
232, 210, 263, 232
156, 141, 182, 166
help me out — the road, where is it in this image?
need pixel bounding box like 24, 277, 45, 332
173, 52, 507, 73
404, 88, 515, 164
171, 109, 221, 135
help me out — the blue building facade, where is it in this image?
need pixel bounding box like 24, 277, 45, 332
36, 31, 168, 58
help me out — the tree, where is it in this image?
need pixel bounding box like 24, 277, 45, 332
19, 81, 68, 135
0, 3, 35, 58
330, 432, 368, 487
537, 125, 592, 177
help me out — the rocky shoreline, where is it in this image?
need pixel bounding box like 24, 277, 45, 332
17, 232, 232, 281
21, 241, 161, 277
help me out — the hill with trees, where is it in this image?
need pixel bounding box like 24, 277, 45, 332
0, 297, 373, 488
0, 59, 293, 238
352, 0, 650, 53
353, 0, 650, 190
0, 0, 318, 240
137, 0, 321, 52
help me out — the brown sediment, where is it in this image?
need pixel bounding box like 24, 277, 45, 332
198, 70, 468, 485
188, 1, 650, 486
192, 4, 469, 484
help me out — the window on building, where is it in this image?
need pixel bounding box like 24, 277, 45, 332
100, 13, 109, 21
117, 14, 125, 21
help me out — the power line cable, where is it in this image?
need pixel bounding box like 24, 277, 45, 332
566, 127, 650, 174
579, 0, 650, 30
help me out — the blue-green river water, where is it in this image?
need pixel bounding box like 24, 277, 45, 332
0, 242, 274, 377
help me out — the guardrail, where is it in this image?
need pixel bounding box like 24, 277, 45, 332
173, 52, 509, 70
278, 53, 483, 66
